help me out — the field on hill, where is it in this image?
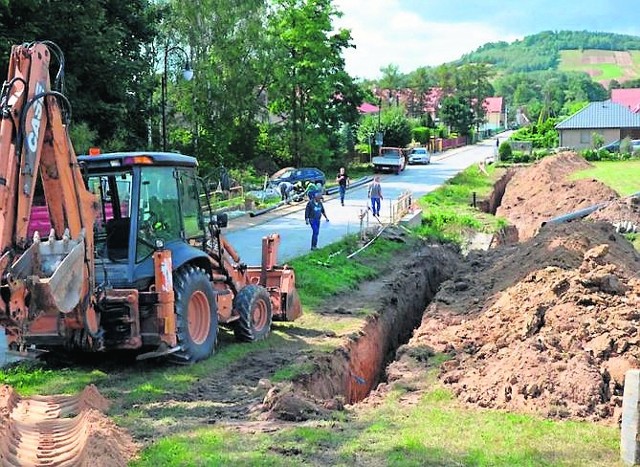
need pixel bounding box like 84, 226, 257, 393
559, 49, 640, 84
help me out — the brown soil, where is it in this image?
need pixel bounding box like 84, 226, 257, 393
587, 196, 640, 228
0, 384, 139, 466
374, 152, 640, 425
495, 152, 619, 240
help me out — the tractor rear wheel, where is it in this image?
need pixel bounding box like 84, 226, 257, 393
232, 285, 272, 342
173, 265, 218, 362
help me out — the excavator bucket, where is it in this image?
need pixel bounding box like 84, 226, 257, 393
285, 287, 302, 321
10, 229, 86, 314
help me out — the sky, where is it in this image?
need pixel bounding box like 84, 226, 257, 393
332, 0, 638, 80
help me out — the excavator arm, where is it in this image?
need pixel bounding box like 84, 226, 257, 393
0, 42, 96, 349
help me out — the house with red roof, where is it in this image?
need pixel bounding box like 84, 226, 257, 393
482, 96, 505, 131
611, 88, 640, 113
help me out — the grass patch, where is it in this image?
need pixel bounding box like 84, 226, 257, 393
270, 361, 316, 382
130, 380, 621, 466
288, 234, 405, 309
571, 159, 640, 196
415, 164, 507, 242
559, 49, 628, 82
625, 232, 640, 251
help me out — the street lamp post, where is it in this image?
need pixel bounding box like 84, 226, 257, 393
162, 45, 194, 152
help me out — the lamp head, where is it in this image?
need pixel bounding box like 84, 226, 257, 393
182, 64, 194, 81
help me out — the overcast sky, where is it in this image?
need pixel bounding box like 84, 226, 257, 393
332, 0, 638, 80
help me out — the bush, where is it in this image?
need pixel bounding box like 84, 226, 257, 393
498, 141, 513, 161
411, 126, 431, 144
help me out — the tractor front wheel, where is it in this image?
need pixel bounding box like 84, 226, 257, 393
233, 285, 272, 342
173, 265, 218, 362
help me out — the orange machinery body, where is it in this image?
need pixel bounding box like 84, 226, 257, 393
0, 41, 301, 360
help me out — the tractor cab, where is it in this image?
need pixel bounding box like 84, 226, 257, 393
78, 152, 218, 288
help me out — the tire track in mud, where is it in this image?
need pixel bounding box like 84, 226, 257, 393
0, 384, 138, 467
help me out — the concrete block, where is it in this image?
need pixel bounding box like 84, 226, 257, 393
399, 209, 423, 229
621, 369, 640, 465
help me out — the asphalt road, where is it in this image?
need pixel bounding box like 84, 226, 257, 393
225, 136, 501, 265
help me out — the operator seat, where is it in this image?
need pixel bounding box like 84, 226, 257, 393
105, 217, 131, 261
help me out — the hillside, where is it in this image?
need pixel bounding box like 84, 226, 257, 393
459, 30, 640, 83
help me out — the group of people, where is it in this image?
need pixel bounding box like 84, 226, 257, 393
303, 167, 384, 250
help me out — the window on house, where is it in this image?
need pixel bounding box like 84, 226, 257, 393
580, 131, 592, 144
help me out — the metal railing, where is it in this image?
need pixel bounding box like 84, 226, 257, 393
390, 190, 413, 224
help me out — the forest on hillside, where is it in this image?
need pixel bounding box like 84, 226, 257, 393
458, 30, 640, 73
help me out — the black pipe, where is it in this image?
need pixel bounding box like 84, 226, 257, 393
541, 203, 606, 227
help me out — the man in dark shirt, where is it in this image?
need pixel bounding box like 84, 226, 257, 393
304, 192, 329, 250
335, 167, 349, 206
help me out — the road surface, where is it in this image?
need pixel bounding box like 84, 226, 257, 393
226, 137, 501, 265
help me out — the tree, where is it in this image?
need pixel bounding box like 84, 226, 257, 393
0, 0, 159, 151
434, 63, 494, 137
169, 0, 269, 168
407, 66, 435, 119
265, 0, 357, 168
439, 95, 474, 136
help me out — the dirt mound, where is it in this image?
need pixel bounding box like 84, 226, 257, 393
0, 384, 139, 466
412, 221, 640, 423
495, 152, 619, 240
588, 196, 640, 229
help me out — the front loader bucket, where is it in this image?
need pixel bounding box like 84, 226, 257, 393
285, 288, 302, 321
10, 229, 86, 314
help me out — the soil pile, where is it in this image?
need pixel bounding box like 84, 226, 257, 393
412, 221, 640, 423
587, 196, 640, 230
0, 384, 139, 466
495, 152, 619, 240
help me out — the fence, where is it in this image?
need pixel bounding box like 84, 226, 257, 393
355, 189, 415, 249
429, 136, 467, 153
390, 190, 413, 224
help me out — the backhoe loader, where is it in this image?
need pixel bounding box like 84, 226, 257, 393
0, 41, 301, 363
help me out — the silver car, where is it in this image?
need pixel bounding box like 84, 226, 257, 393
408, 147, 431, 165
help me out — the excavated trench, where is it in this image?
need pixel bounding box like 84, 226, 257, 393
287, 170, 525, 407
295, 244, 461, 404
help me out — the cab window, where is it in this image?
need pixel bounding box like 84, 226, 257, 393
137, 167, 180, 261
178, 170, 203, 239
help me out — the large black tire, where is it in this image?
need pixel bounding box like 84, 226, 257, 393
172, 265, 218, 363
232, 285, 272, 342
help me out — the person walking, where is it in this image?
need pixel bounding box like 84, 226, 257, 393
304, 191, 329, 250
335, 167, 350, 206
368, 176, 383, 217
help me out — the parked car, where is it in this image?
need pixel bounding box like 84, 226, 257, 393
599, 139, 640, 153
372, 147, 406, 174
269, 167, 326, 188
408, 147, 431, 165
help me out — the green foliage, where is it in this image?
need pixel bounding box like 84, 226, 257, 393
380, 106, 412, 147
69, 122, 98, 155
411, 126, 431, 144
510, 118, 559, 148
265, 0, 359, 167
620, 137, 635, 154
460, 30, 640, 73
498, 142, 513, 160
0, 0, 159, 150
591, 132, 605, 150
439, 95, 474, 136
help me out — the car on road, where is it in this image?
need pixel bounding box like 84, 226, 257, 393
372, 147, 406, 174
408, 147, 431, 165
268, 167, 326, 188
599, 139, 640, 153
